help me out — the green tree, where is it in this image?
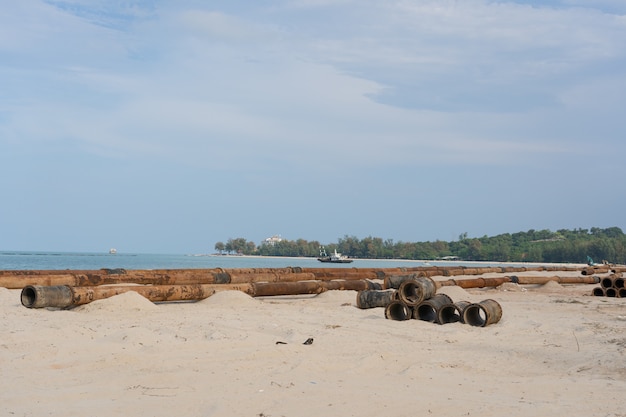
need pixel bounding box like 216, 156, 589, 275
214, 241, 225, 254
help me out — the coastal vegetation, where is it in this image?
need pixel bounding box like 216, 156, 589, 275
214, 227, 626, 264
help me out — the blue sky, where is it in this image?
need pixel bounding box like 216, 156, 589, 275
1, 0, 625, 254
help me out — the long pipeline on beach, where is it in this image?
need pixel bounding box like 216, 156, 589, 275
20, 279, 382, 309
0, 264, 598, 289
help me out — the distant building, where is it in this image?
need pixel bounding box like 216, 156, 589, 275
264, 235, 283, 246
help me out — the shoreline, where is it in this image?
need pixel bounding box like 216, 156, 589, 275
206, 253, 587, 267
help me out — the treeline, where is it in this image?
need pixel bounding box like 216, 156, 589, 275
214, 227, 626, 264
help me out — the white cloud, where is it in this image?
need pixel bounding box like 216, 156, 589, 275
2, 1, 625, 169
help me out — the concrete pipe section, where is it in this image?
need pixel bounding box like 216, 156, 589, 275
413, 294, 453, 324
384, 300, 412, 321
397, 277, 437, 307
462, 299, 503, 327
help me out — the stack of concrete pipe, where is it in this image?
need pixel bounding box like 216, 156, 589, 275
592, 273, 625, 298
356, 275, 503, 327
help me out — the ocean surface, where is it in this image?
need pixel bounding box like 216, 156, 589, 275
0, 250, 556, 271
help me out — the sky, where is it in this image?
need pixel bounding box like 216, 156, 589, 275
1, 0, 625, 254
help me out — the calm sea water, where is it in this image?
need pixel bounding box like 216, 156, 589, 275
0, 251, 550, 271
0, 251, 430, 270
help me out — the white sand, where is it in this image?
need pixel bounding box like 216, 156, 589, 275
1, 271, 625, 417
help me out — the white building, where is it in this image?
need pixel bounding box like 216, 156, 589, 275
264, 235, 283, 246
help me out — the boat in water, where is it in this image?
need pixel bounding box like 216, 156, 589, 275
109, 248, 117, 254
317, 247, 353, 263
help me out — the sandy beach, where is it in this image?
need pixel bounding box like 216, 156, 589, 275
1, 269, 625, 417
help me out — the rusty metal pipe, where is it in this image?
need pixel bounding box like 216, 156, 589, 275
2, 267, 386, 289
3, 270, 230, 289
581, 266, 610, 275
435, 277, 514, 289
5, 265, 616, 290
21, 279, 381, 309
512, 275, 600, 285
2, 270, 319, 289
250, 279, 381, 297
20, 284, 234, 308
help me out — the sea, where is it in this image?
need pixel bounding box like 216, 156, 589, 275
0, 250, 559, 271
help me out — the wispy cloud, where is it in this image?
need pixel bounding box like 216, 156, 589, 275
1, 1, 625, 250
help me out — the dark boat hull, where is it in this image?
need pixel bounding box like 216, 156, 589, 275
317, 257, 353, 263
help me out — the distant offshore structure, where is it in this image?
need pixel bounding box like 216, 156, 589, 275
109, 248, 117, 254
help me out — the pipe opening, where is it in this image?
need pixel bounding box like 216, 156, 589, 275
592, 287, 605, 297
21, 286, 37, 308
464, 305, 487, 326
414, 304, 437, 322
619, 288, 626, 298
605, 288, 617, 297
385, 301, 411, 321
601, 278, 614, 289
438, 305, 460, 324
400, 281, 420, 305
614, 278, 625, 289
